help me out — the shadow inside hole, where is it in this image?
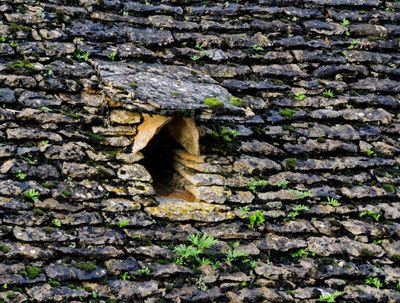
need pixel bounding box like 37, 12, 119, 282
140, 127, 196, 202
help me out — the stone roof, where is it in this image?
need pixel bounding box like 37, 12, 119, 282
1, 0, 400, 302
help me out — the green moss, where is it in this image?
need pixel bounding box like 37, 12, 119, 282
48, 280, 61, 287
32, 208, 45, 217
279, 108, 298, 118
86, 132, 105, 143
6, 60, 35, 74
6, 292, 15, 300
203, 97, 224, 108
285, 158, 297, 169
25, 266, 43, 279
383, 183, 396, 193
75, 261, 97, 272
9, 23, 30, 34
0, 245, 11, 254
130, 81, 138, 88
229, 97, 247, 108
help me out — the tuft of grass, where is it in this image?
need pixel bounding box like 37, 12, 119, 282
322, 90, 335, 98
359, 210, 381, 222
276, 179, 290, 189
326, 197, 341, 207
365, 277, 383, 289
249, 210, 266, 228
279, 108, 298, 118
203, 97, 224, 108
365, 149, 375, 157
246, 179, 268, 193
74, 49, 90, 62
219, 127, 239, 142
288, 204, 310, 219
382, 183, 396, 193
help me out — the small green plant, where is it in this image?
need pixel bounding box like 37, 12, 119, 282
288, 204, 310, 219
365, 149, 375, 157
9, 41, 18, 48
246, 179, 268, 193
225, 242, 249, 263
396, 280, 400, 291
319, 291, 344, 302
287, 189, 312, 199
22, 156, 37, 165
359, 210, 381, 222
199, 257, 211, 266
188, 233, 218, 250
190, 55, 200, 61
174, 244, 202, 265
229, 97, 246, 107
52, 219, 62, 227
238, 206, 249, 215
74, 49, 90, 62
248, 210, 266, 228
75, 261, 97, 272
137, 267, 151, 276
341, 19, 350, 27
203, 97, 224, 108
326, 197, 341, 207
276, 179, 290, 189
290, 248, 307, 258
322, 90, 335, 98
24, 189, 40, 202
108, 49, 117, 61
0, 36, 6, 42
121, 271, 130, 281
294, 93, 306, 101
16, 171, 27, 180
348, 39, 360, 49
6, 59, 35, 73
118, 219, 129, 228
174, 233, 217, 266
219, 127, 239, 142
252, 44, 264, 52
25, 266, 43, 279
285, 158, 297, 169
365, 277, 383, 289
2, 283, 7, 289
195, 42, 204, 50
279, 108, 298, 118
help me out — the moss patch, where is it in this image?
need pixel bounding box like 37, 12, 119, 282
25, 266, 43, 279
203, 97, 224, 108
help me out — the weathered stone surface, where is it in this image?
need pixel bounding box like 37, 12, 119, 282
110, 110, 141, 124
117, 164, 152, 181
26, 284, 89, 302
146, 198, 235, 222
45, 263, 107, 281
307, 236, 384, 257
95, 60, 235, 111
233, 155, 281, 173
109, 280, 158, 299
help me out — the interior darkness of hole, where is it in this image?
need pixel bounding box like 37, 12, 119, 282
140, 127, 185, 196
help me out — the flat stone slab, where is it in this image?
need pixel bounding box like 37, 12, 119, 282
93, 60, 242, 112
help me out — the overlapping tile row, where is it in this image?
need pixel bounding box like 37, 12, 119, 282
0, 0, 399, 302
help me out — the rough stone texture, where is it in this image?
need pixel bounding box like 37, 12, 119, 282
0, 0, 399, 302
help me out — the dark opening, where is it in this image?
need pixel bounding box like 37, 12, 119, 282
140, 126, 196, 201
